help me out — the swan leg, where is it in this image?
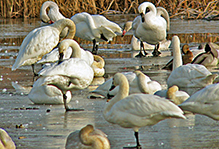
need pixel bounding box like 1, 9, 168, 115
92, 39, 98, 54
123, 132, 142, 149
152, 43, 161, 57
63, 94, 84, 112
135, 41, 147, 58
31, 64, 38, 77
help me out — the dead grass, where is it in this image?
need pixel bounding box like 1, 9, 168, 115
0, 0, 218, 19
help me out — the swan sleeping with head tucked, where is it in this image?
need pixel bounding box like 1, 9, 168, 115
89, 70, 161, 99
167, 36, 218, 88
71, 12, 122, 54
65, 124, 110, 149
0, 128, 16, 149
103, 73, 186, 148
28, 77, 72, 105
38, 39, 94, 111
12, 18, 76, 76
126, 3, 169, 57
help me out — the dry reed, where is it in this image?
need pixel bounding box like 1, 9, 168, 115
0, 0, 218, 20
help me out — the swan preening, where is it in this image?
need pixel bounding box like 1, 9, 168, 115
131, 2, 169, 57
71, 12, 122, 54
179, 83, 219, 120
89, 71, 161, 98
65, 124, 110, 149
12, 18, 76, 76
38, 39, 94, 111
103, 73, 186, 148
122, 5, 170, 57
166, 36, 218, 88
40, 1, 122, 54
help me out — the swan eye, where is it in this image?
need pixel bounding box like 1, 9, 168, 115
145, 7, 150, 13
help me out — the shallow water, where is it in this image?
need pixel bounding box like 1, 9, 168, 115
0, 17, 219, 149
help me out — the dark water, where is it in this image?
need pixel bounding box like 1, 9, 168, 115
0, 17, 219, 149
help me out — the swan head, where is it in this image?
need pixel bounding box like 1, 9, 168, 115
138, 2, 156, 22
40, 1, 58, 24
122, 21, 133, 37
58, 39, 70, 63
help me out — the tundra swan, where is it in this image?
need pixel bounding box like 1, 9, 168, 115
179, 83, 219, 120
167, 36, 218, 88
122, 6, 170, 57
65, 124, 110, 149
12, 18, 76, 76
0, 128, 16, 149
103, 73, 186, 148
89, 71, 161, 98
154, 85, 190, 105
28, 77, 72, 104
40, 1, 68, 38
70, 12, 122, 54
38, 39, 94, 111
132, 3, 169, 57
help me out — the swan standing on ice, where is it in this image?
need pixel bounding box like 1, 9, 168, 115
11, 18, 76, 76
38, 39, 94, 111
167, 36, 218, 88
71, 12, 122, 54
65, 124, 110, 149
122, 6, 170, 57
179, 83, 219, 120
89, 71, 161, 98
131, 2, 169, 57
103, 73, 186, 148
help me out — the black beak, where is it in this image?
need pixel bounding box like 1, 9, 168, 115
58, 52, 64, 64
109, 84, 116, 91
140, 13, 145, 22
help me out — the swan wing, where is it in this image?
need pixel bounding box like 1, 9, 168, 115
12, 26, 59, 69
107, 94, 185, 128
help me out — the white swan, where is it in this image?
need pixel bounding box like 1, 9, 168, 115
191, 42, 218, 67
167, 36, 218, 88
103, 73, 186, 148
28, 77, 72, 104
38, 39, 94, 111
179, 83, 219, 120
89, 71, 161, 98
154, 85, 190, 105
0, 128, 16, 149
40, 1, 68, 38
58, 39, 94, 66
65, 124, 110, 149
12, 18, 76, 75
70, 12, 122, 54
132, 3, 169, 57
122, 7, 170, 57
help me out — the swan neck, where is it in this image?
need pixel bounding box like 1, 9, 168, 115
93, 55, 105, 68
103, 74, 129, 116
52, 19, 76, 39
40, 1, 55, 23
172, 36, 182, 70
